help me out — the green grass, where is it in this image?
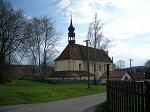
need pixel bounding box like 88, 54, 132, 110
95, 102, 112, 112
0, 80, 106, 105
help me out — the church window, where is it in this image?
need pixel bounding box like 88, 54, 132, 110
124, 76, 128, 81
79, 64, 81, 70
94, 64, 96, 71
99, 64, 101, 71
104, 64, 105, 71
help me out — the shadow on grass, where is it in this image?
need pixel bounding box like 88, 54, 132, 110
95, 102, 112, 112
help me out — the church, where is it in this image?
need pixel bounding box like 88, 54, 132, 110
51, 18, 113, 80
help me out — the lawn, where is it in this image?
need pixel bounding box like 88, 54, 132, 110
0, 80, 106, 105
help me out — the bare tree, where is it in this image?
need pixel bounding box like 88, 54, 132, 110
0, 0, 26, 65
87, 13, 111, 84
22, 18, 43, 79
41, 16, 59, 79
115, 60, 125, 69
33, 18, 43, 75
22, 22, 37, 78
23, 16, 59, 80
0, 0, 27, 83
87, 13, 111, 50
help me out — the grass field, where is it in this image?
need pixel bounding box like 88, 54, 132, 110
0, 80, 106, 105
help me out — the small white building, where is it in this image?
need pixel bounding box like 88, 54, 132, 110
51, 18, 113, 80
101, 69, 131, 83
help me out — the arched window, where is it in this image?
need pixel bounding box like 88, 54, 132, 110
99, 64, 101, 71
104, 64, 105, 71
124, 76, 128, 81
94, 64, 96, 71
79, 64, 81, 70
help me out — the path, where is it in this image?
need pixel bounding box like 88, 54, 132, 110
0, 92, 106, 112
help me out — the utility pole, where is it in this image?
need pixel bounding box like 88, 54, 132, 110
107, 64, 110, 81
129, 59, 133, 67
84, 39, 90, 88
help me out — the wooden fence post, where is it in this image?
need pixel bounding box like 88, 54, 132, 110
106, 64, 110, 105
145, 81, 150, 112
106, 80, 110, 105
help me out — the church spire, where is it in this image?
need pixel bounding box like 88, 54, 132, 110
68, 15, 75, 45
70, 15, 73, 25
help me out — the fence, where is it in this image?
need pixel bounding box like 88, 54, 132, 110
107, 80, 150, 112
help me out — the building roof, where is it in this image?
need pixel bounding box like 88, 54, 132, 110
55, 43, 112, 63
102, 70, 127, 78
51, 71, 94, 78
132, 72, 145, 81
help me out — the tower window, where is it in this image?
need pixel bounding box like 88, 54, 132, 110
99, 64, 101, 71
104, 64, 105, 71
94, 64, 96, 71
79, 64, 81, 70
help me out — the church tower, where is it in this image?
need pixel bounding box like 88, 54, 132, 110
68, 16, 75, 45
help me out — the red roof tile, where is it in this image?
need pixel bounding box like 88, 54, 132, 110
55, 43, 112, 62
132, 72, 145, 81
102, 70, 127, 78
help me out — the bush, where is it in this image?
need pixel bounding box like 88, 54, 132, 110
0, 65, 9, 84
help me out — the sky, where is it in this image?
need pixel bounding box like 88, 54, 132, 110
8, 0, 150, 67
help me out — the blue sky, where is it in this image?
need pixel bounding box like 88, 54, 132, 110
9, 0, 150, 67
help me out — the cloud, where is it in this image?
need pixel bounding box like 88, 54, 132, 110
59, 0, 150, 43
58, 0, 115, 24
57, 0, 150, 66
104, 16, 150, 40
58, 0, 150, 33
109, 34, 150, 67
58, 0, 150, 41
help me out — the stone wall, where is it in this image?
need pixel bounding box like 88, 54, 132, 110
0, 65, 54, 80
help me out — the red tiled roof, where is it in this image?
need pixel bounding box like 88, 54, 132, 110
132, 72, 145, 81
51, 71, 94, 78
55, 43, 112, 63
102, 70, 127, 78
114, 69, 126, 71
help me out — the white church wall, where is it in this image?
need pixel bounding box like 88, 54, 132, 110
55, 59, 86, 71
88, 61, 113, 80
55, 60, 70, 71
55, 59, 113, 80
